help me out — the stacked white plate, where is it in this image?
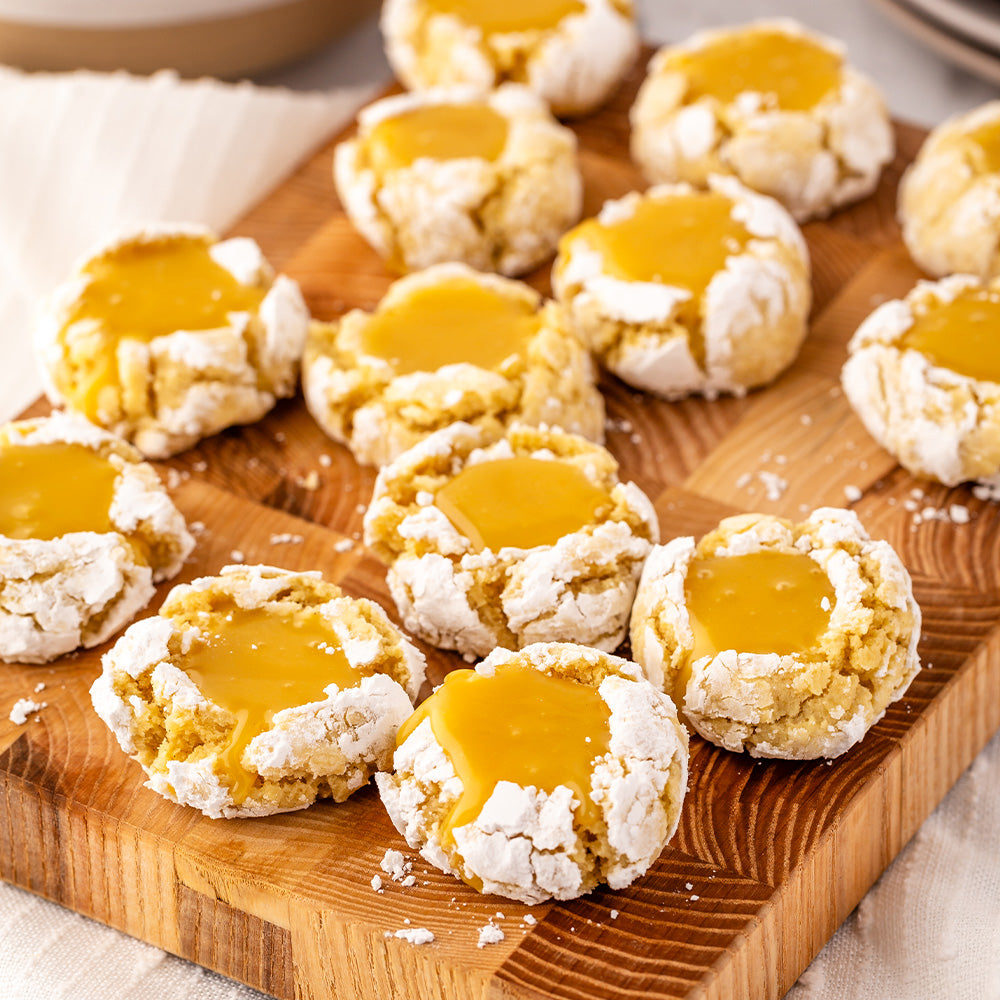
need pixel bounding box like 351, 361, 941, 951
875, 0, 1000, 85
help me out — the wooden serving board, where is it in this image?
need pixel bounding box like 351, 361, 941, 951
3, 59, 1000, 1000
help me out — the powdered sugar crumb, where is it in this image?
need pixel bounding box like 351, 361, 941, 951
9, 698, 46, 724
844, 484, 863, 503
477, 922, 505, 948
389, 927, 434, 945
371, 874, 384, 893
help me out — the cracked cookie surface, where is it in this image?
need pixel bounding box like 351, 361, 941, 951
35, 224, 309, 458
629, 509, 920, 760
842, 274, 1000, 486
364, 422, 656, 659
630, 19, 894, 222
302, 263, 604, 467
899, 100, 1000, 280
376, 642, 688, 903
335, 84, 582, 276
0, 412, 193, 664
552, 176, 810, 399
380, 0, 638, 117
91, 564, 426, 818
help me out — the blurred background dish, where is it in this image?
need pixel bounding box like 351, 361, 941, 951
0, 0, 381, 77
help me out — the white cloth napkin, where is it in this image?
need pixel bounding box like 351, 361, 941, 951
0, 49, 999, 1000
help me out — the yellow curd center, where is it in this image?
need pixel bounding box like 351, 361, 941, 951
670, 28, 841, 111
62, 235, 265, 420
434, 455, 610, 551
397, 664, 611, 859
367, 103, 508, 173
425, 0, 585, 34
963, 118, 1000, 174
180, 605, 360, 804
677, 550, 834, 703
361, 277, 538, 374
902, 288, 1000, 384
0, 441, 118, 540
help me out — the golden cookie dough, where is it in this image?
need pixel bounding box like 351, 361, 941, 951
302, 262, 605, 467
91, 564, 427, 819
899, 101, 1000, 280
630, 19, 894, 222
842, 274, 1000, 486
35, 225, 310, 458
335, 84, 582, 276
552, 176, 811, 399
375, 641, 688, 903
629, 509, 921, 760
0, 412, 193, 665
380, 0, 638, 118
363, 422, 657, 659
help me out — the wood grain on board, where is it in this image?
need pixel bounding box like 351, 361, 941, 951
3, 52, 1000, 1000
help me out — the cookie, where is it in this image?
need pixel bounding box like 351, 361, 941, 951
302, 262, 604, 467
335, 84, 582, 276
0, 412, 194, 664
380, 0, 638, 117
552, 176, 810, 399
629, 509, 920, 760
842, 274, 1000, 486
375, 642, 688, 903
630, 19, 894, 222
35, 224, 310, 458
363, 422, 657, 660
899, 100, 1000, 280
91, 565, 426, 819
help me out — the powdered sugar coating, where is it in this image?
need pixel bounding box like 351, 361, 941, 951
552, 176, 810, 400
364, 422, 657, 659
842, 274, 1000, 486
35, 225, 309, 458
380, 0, 638, 117
629, 509, 920, 759
0, 412, 193, 664
630, 19, 893, 222
302, 263, 604, 467
335, 84, 582, 276
375, 642, 688, 903
90, 565, 426, 819
899, 101, 1000, 280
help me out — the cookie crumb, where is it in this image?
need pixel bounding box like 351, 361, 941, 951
319, 454, 333, 468
609, 909, 619, 919
9, 698, 46, 725
381, 848, 412, 881
333, 538, 355, 553
949, 504, 970, 525
371, 874, 383, 893
391, 927, 434, 945
844, 484, 862, 503
523, 914, 537, 926
269, 532, 304, 546
477, 922, 505, 948
758, 471, 788, 501
229, 550, 245, 563
34, 682, 46, 694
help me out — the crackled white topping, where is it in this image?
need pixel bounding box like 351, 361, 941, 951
380, 0, 638, 117
303, 263, 604, 467
900, 101, 1000, 280
553, 177, 810, 400
630, 19, 894, 222
35, 224, 309, 458
843, 274, 1000, 486
90, 565, 426, 819
375, 642, 687, 903
629, 508, 921, 760
334, 84, 582, 277
0, 413, 193, 664
364, 422, 657, 659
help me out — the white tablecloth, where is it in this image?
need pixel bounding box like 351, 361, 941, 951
1, 3, 998, 998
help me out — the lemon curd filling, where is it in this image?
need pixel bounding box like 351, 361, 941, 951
396, 664, 611, 866
677, 550, 835, 703
180, 605, 360, 804
361, 277, 539, 374
962, 118, 1000, 174
367, 103, 509, 174
59, 235, 265, 421
900, 288, 1000, 384
0, 441, 118, 540
569, 191, 751, 359
434, 455, 610, 551
669, 27, 841, 112
425, 0, 585, 34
